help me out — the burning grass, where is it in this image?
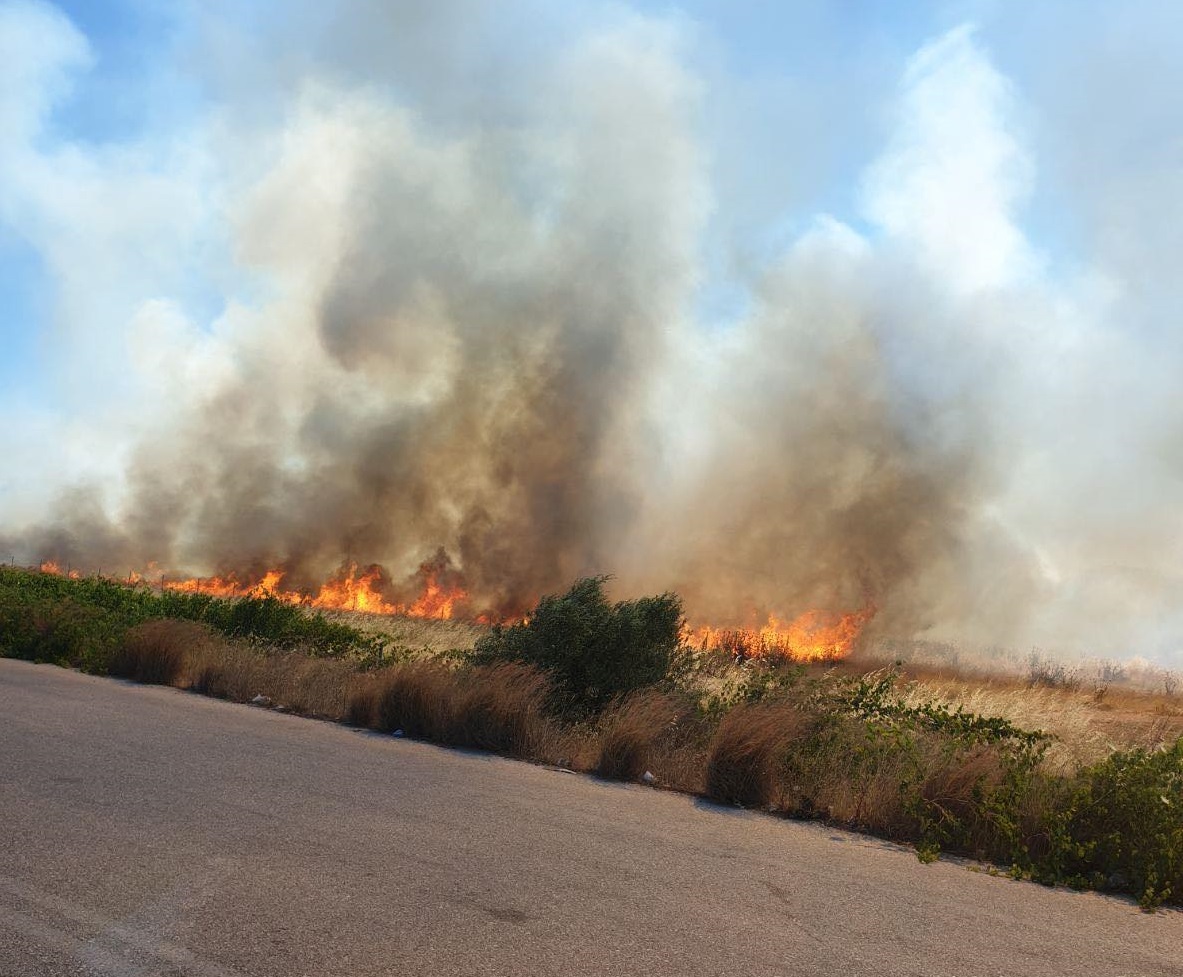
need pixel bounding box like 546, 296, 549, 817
684, 604, 876, 663
5, 564, 1183, 909
123, 549, 499, 624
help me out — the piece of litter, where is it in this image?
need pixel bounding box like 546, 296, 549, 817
250, 694, 272, 707
641, 771, 656, 784
392, 729, 405, 738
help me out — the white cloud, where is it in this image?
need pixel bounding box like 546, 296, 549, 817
861, 24, 1037, 295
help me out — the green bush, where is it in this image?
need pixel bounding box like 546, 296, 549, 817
471, 576, 683, 716
0, 565, 374, 670
1044, 739, 1183, 909
3, 599, 123, 671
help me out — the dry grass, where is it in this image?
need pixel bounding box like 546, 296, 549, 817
181, 635, 359, 718
596, 692, 689, 782
151, 611, 1183, 786
354, 661, 556, 759
314, 609, 487, 656
115, 619, 693, 782
368, 661, 458, 738
914, 745, 1012, 849
104, 621, 1040, 855
894, 675, 1183, 771
450, 663, 555, 757
14, 563, 1183, 903
705, 702, 810, 808
105, 620, 577, 765
306, 612, 1183, 777
785, 716, 924, 832
108, 619, 194, 685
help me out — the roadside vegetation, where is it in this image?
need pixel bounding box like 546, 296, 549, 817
3, 564, 1182, 910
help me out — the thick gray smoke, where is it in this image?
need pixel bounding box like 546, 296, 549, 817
2, 3, 1182, 659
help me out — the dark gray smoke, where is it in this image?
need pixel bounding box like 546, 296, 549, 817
3, 10, 705, 621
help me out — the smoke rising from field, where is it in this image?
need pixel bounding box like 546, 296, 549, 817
3, 2, 1183, 659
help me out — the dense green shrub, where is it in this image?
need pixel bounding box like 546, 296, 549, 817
0, 598, 124, 671
180, 592, 365, 653
1043, 739, 1183, 909
471, 576, 684, 716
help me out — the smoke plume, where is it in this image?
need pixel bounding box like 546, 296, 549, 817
2, 2, 1182, 660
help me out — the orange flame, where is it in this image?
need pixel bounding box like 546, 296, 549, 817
163, 574, 259, 599
399, 574, 465, 619
157, 561, 466, 620
685, 605, 875, 662
39, 561, 80, 579
309, 565, 397, 615
36, 556, 872, 646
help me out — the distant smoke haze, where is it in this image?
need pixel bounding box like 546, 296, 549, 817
2, 2, 1182, 661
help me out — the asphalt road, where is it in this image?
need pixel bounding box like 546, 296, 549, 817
2, 659, 1181, 977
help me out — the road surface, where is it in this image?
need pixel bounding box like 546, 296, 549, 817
2, 659, 1180, 976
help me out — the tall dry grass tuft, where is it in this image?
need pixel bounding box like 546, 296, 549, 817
264, 655, 354, 717
108, 619, 204, 685
597, 692, 690, 782
450, 663, 552, 757
354, 660, 558, 759
186, 640, 268, 701
705, 702, 809, 808
169, 625, 359, 718
345, 673, 385, 727
370, 662, 457, 739
100, 619, 562, 764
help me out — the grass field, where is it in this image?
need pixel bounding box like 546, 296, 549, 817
4, 565, 1183, 910
325, 609, 1183, 773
